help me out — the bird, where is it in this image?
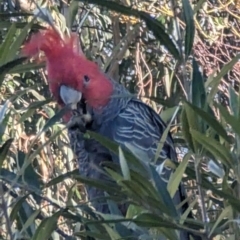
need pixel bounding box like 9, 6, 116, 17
22, 28, 201, 240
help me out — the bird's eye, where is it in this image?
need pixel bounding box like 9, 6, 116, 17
84, 75, 90, 83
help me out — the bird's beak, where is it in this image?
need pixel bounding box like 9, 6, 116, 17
60, 85, 82, 109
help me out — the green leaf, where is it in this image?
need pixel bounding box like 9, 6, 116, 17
75, 231, 111, 239
10, 196, 28, 222
9, 62, 45, 73
31, 211, 62, 240
209, 205, 232, 237
184, 101, 231, 143
118, 147, 131, 180
0, 57, 27, 85
167, 152, 190, 198
191, 59, 206, 109
193, 0, 206, 13
106, 163, 173, 214
88, 131, 147, 175
190, 59, 209, 134
20, 209, 40, 235
155, 106, 179, 163
0, 139, 13, 168
0, 168, 18, 183
182, 102, 200, 153
182, 0, 195, 58
102, 224, 121, 239
207, 54, 240, 104
126, 204, 143, 218
148, 96, 175, 108
45, 169, 78, 187
107, 170, 174, 216
67, 0, 79, 28
133, 212, 178, 229
181, 107, 195, 151
0, 12, 32, 18
19, 201, 37, 237
215, 102, 240, 137
229, 86, 239, 119
0, 22, 42, 30
180, 198, 198, 224
149, 164, 178, 218
190, 129, 234, 167
160, 106, 178, 123
18, 151, 41, 192
0, 24, 16, 64
46, 169, 119, 195
5, 21, 33, 62
74, 174, 120, 195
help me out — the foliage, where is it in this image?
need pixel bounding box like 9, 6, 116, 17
0, 0, 239, 239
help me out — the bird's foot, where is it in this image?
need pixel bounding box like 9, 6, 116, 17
67, 114, 87, 132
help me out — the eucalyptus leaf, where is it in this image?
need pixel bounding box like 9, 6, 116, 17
207, 54, 240, 104
190, 129, 234, 167
31, 211, 62, 240
182, 0, 195, 58
0, 139, 13, 169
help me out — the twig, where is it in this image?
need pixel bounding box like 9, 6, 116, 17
0, 182, 14, 240
194, 155, 209, 235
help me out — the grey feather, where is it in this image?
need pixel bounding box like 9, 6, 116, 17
67, 76, 201, 240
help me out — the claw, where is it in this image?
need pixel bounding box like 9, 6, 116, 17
67, 115, 86, 132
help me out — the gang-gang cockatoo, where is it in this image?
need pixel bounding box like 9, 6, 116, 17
22, 28, 201, 240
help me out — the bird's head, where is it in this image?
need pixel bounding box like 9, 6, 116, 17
22, 28, 113, 120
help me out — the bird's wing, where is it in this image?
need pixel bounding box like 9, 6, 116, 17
100, 99, 175, 179
99, 99, 188, 213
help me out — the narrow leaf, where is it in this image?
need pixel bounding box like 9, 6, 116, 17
133, 212, 176, 229
185, 101, 231, 143
207, 54, 240, 104
182, 0, 195, 57
0, 24, 16, 64
209, 206, 232, 237
31, 211, 62, 240
20, 209, 40, 235
181, 107, 195, 151
228, 86, 239, 118
167, 152, 190, 198
5, 21, 33, 62
118, 147, 131, 180
67, 0, 79, 28
10, 196, 28, 222
9, 62, 45, 73
0, 57, 27, 85
190, 129, 234, 167
0, 139, 13, 168
149, 164, 178, 218
215, 102, 240, 137
88, 131, 147, 174
182, 102, 200, 153
155, 106, 179, 163
191, 59, 206, 109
